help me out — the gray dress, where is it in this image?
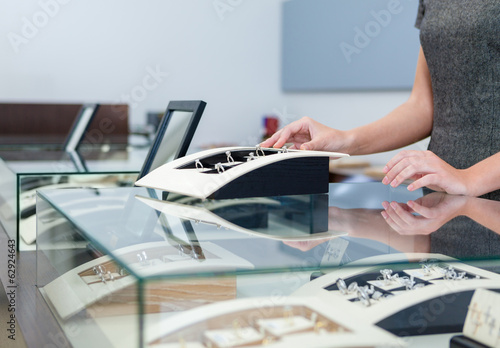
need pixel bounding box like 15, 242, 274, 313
416, 1, 500, 258
416, 0, 500, 201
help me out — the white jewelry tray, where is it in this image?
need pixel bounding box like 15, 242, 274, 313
135, 146, 348, 199
145, 296, 405, 347
40, 241, 254, 320
293, 253, 500, 335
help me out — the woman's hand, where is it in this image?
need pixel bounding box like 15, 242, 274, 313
260, 117, 351, 153
382, 150, 469, 195
381, 192, 467, 235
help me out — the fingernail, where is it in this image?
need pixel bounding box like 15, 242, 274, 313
382, 177, 389, 185
390, 202, 398, 209
408, 184, 414, 191
381, 201, 389, 209
381, 211, 388, 219
383, 166, 388, 173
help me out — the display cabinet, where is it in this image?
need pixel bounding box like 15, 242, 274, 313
35, 183, 500, 348
0, 148, 145, 250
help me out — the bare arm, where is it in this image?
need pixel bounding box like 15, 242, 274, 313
261, 47, 434, 155
346, 47, 434, 155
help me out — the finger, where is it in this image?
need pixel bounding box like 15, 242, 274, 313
382, 152, 417, 185
389, 201, 420, 226
383, 150, 425, 174
260, 128, 283, 148
406, 200, 439, 219
408, 174, 445, 192
384, 156, 434, 188
269, 121, 308, 148
381, 209, 403, 232
383, 202, 408, 228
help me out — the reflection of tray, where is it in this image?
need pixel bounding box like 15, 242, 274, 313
145, 297, 405, 347
294, 253, 500, 336
135, 195, 347, 242
40, 241, 253, 320
135, 146, 348, 199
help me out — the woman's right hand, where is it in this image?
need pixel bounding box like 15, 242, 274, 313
260, 117, 350, 153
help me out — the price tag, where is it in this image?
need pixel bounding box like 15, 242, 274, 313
463, 288, 500, 347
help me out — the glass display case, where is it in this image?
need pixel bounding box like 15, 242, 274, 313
0, 147, 146, 250
35, 182, 500, 348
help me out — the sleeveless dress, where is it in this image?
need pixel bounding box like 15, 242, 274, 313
416, 0, 500, 201
416, 0, 500, 258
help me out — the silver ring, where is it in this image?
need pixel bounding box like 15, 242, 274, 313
255, 146, 265, 157
225, 151, 235, 163
247, 152, 256, 162
281, 145, 289, 153
357, 288, 371, 307
195, 159, 204, 172
215, 162, 225, 174
336, 278, 347, 295
347, 281, 359, 294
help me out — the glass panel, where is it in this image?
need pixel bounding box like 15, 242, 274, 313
36, 182, 500, 347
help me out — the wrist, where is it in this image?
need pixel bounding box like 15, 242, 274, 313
461, 167, 481, 197
342, 130, 358, 155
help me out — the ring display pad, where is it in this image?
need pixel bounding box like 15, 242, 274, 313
39, 241, 254, 320
135, 193, 347, 242
293, 253, 500, 336
145, 297, 405, 348
135, 146, 348, 199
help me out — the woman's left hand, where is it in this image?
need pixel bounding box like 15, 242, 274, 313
382, 150, 469, 195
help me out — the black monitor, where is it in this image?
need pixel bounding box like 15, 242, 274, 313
137, 100, 206, 180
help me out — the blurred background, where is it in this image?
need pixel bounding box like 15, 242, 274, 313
0, 0, 428, 163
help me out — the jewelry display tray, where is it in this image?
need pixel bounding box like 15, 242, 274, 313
144, 297, 405, 347
135, 146, 348, 199
293, 253, 500, 336
40, 241, 254, 321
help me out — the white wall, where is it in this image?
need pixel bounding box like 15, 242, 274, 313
0, 0, 427, 163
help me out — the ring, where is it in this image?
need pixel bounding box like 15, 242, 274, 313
336, 278, 347, 295
215, 162, 225, 173
247, 152, 256, 161
195, 159, 204, 172
225, 151, 235, 163
255, 146, 265, 157
347, 281, 359, 294
281, 145, 289, 153
357, 287, 371, 307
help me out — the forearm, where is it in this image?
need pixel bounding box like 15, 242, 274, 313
464, 152, 500, 196
345, 47, 433, 156
462, 196, 500, 234
345, 99, 433, 155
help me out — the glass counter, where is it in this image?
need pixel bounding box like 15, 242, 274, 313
0, 145, 148, 250
36, 183, 500, 348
